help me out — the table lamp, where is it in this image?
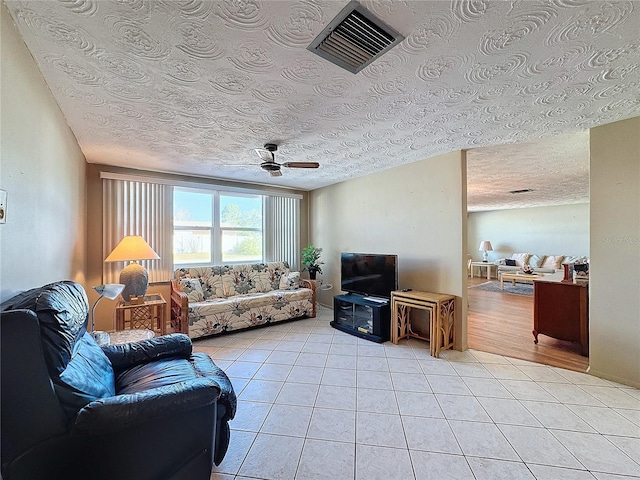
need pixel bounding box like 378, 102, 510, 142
91, 283, 125, 334
105, 235, 160, 302
479, 240, 493, 262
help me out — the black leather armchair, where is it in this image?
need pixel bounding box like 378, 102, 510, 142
1, 281, 236, 480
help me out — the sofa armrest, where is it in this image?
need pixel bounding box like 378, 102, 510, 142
72, 377, 220, 435
101, 333, 192, 372
300, 279, 317, 318
170, 279, 190, 334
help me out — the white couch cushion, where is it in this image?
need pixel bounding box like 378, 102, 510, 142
542, 255, 564, 270
511, 253, 530, 267
529, 255, 545, 267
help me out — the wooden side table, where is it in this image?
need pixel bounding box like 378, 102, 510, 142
469, 261, 496, 280
391, 290, 456, 357
115, 293, 166, 336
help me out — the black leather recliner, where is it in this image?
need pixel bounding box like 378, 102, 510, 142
1, 281, 236, 480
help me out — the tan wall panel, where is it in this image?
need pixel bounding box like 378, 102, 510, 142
589, 117, 640, 387
310, 151, 468, 349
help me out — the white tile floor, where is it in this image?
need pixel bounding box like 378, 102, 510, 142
194, 306, 640, 480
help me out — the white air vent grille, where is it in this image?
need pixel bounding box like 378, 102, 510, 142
308, 1, 404, 74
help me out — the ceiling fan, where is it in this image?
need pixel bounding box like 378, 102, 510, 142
253, 143, 320, 177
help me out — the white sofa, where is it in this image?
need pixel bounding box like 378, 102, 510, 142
170, 261, 316, 340
496, 253, 589, 276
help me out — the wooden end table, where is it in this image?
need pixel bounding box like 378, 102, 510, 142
115, 293, 166, 336
469, 261, 496, 280
391, 290, 456, 358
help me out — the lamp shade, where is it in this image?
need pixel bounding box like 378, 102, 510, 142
105, 236, 160, 302
105, 236, 160, 262
478, 241, 493, 252
93, 283, 125, 300
90, 284, 125, 333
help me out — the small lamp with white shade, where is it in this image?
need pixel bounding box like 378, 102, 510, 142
478, 241, 493, 262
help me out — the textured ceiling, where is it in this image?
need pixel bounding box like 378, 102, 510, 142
5, 0, 640, 211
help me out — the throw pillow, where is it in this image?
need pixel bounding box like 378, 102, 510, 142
563, 255, 587, 264
542, 255, 564, 270
279, 271, 300, 290
529, 255, 545, 267
511, 253, 530, 267
179, 278, 204, 302
56, 332, 116, 418
505, 259, 517, 266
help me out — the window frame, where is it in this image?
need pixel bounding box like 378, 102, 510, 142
173, 187, 265, 267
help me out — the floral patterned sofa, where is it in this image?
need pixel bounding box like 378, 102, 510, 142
170, 262, 315, 340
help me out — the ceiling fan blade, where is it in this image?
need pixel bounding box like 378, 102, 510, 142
255, 148, 274, 162
269, 169, 283, 177
282, 162, 320, 169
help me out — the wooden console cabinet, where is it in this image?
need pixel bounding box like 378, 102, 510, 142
533, 279, 589, 356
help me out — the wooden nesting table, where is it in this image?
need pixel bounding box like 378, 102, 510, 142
391, 290, 456, 357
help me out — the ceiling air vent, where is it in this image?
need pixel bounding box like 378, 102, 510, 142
307, 1, 404, 74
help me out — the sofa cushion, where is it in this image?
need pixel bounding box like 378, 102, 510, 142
511, 253, 530, 267
180, 278, 205, 303
529, 255, 545, 267
505, 259, 517, 266
224, 262, 290, 296
279, 271, 300, 290
225, 264, 262, 296
175, 267, 227, 299
563, 255, 588, 264
542, 255, 564, 270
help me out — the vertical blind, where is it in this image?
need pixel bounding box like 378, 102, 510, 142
264, 195, 300, 269
102, 178, 174, 284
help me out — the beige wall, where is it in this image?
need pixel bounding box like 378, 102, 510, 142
468, 204, 590, 263
310, 151, 468, 349
589, 117, 640, 387
0, 5, 86, 299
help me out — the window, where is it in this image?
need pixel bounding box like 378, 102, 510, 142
173, 188, 263, 265
220, 194, 263, 263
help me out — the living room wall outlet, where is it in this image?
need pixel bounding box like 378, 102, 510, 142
0, 189, 6, 224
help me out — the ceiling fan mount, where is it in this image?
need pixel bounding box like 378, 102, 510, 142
263, 143, 278, 153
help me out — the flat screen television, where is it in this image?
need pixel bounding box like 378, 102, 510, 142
340, 252, 398, 298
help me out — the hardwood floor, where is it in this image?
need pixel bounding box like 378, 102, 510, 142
467, 277, 589, 373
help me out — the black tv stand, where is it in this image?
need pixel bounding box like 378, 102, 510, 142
331, 293, 390, 343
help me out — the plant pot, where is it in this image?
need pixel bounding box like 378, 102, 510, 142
309, 271, 317, 280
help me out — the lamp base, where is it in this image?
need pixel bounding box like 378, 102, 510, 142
119, 262, 149, 302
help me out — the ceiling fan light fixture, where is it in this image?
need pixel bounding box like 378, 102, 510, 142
307, 0, 404, 74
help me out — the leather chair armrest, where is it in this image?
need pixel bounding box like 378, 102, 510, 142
72, 377, 220, 435
101, 333, 192, 372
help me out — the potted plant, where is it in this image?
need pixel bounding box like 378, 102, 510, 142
301, 245, 323, 280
